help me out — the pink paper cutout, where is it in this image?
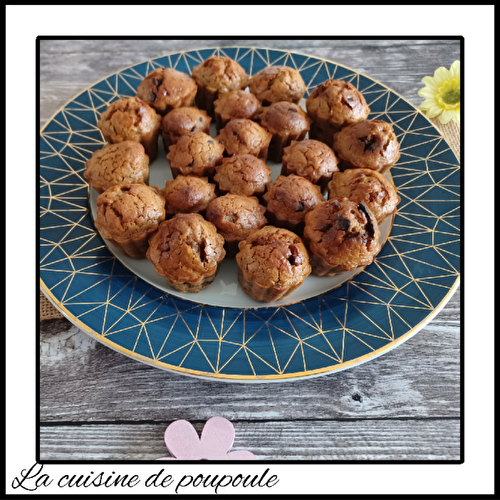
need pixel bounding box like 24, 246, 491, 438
157, 417, 257, 460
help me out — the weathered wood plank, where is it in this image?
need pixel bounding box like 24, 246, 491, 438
39, 287, 460, 422
39, 39, 461, 127
39, 420, 461, 461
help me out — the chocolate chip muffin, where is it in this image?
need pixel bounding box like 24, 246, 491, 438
303, 198, 381, 277
257, 101, 312, 162
236, 226, 311, 302
94, 184, 166, 259
146, 213, 226, 293
216, 118, 272, 159
327, 169, 400, 225
161, 107, 212, 151
213, 90, 261, 132
281, 139, 339, 194
136, 67, 197, 116
191, 56, 250, 117
214, 154, 272, 199
166, 131, 225, 180
306, 79, 370, 148
249, 66, 306, 106
206, 194, 267, 257
333, 120, 401, 174
263, 175, 324, 236
97, 97, 162, 161
161, 176, 217, 218
84, 141, 150, 194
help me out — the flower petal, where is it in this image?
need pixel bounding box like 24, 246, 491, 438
438, 110, 456, 124
419, 98, 437, 110
450, 60, 460, 78
434, 67, 451, 84
418, 88, 437, 98
453, 111, 460, 124
422, 76, 438, 90
425, 106, 443, 118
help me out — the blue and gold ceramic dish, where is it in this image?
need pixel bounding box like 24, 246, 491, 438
39, 47, 460, 382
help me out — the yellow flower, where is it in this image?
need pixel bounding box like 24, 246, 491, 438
418, 61, 460, 124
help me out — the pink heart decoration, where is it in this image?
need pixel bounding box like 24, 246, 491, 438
157, 417, 257, 460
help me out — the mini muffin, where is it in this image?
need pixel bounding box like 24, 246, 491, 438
206, 194, 267, 257
257, 101, 312, 162
236, 226, 311, 302
94, 184, 166, 259
262, 175, 325, 236
216, 118, 272, 159
84, 141, 149, 194
281, 139, 339, 194
136, 67, 197, 116
327, 169, 400, 225
306, 79, 370, 148
333, 119, 401, 174
249, 66, 306, 106
146, 213, 226, 293
191, 56, 250, 117
97, 97, 161, 161
213, 90, 261, 132
303, 198, 381, 277
161, 107, 211, 151
214, 154, 272, 199
161, 176, 217, 218
166, 131, 225, 180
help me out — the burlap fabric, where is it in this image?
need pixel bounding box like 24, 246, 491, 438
39, 117, 460, 320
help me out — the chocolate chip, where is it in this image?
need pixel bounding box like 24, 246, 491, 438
152, 77, 159, 87
288, 245, 302, 266
337, 215, 351, 231
199, 117, 203, 122
191, 126, 196, 132
358, 202, 375, 240
150, 92, 157, 102
207, 139, 214, 144
288, 108, 297, 112
296, 201, 304, 212
187, 161, 194, 167
359, 136, 376, 152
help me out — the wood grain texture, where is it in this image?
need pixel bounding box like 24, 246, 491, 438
40, 420, 460, 461
39, 39, 461, 460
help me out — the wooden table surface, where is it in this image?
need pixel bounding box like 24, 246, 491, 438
39, 39, 461, 461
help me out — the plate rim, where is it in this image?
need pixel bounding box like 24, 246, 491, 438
39, 45, 461, 382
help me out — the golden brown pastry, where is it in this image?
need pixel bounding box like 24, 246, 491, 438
146, 213, 226, 293
84, 141, 149, 194
216, 118, 272, 159
236, 226, 311, 302
213, 90, 261, 132
161, 107, 211, 151
249, 66, 306, 106
94, 184, 166, 259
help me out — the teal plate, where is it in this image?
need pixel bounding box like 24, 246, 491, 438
39, 47, 461, 382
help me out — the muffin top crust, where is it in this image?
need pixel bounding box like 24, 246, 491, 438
167, 131, 225, 176
161, 176, 216, 215
84, 141, 149, 191
94, 184, 165, 242
249, 66, 306, 105
236, 226, 311, 288
304, 197, 381, 271
263, 175, 325, 225
216, 118, 272, 156
327, 168, 400, 223
213, 90, 261, 122
97, 97, 161, 142
136, 67, 197, 113
192, 56, 249, 93
258, 101, 312, 136
282, 139, 339, 184
214, 154, 272, 196
161, 107, 211, 140
146, 213, 226, 283
206, 194, 267, 242
306, 79, 370, 126
333, 119, 401, 171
